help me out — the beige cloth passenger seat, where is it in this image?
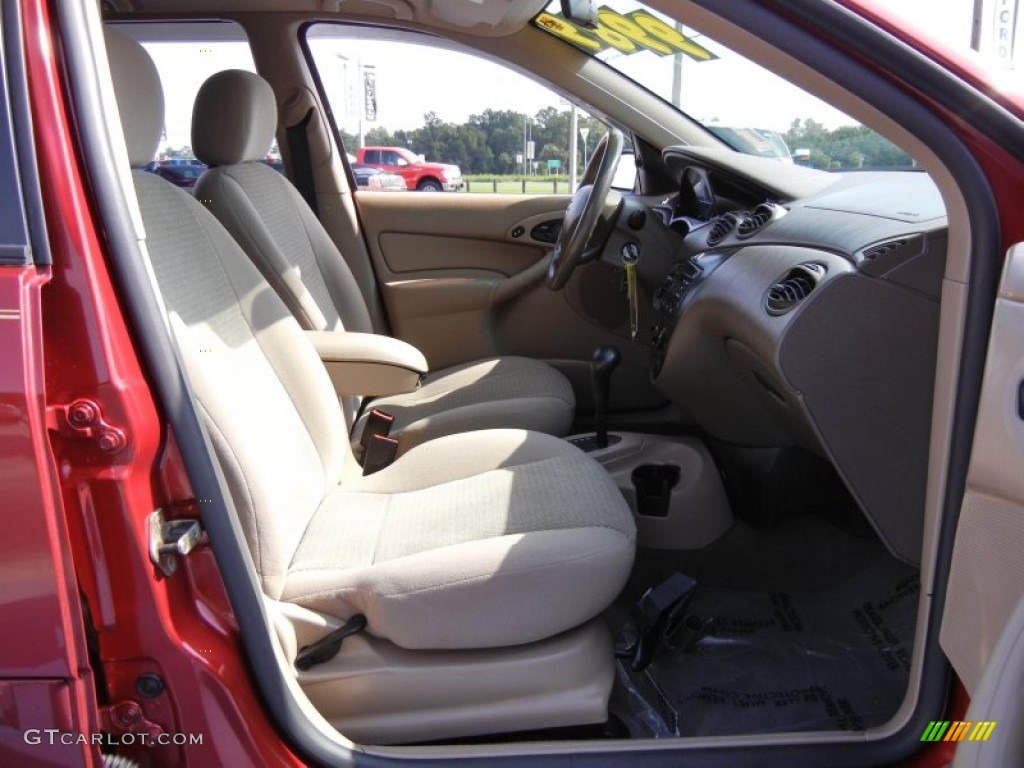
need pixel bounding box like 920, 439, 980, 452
105, 27, 635, 655
190, 69, 575, 454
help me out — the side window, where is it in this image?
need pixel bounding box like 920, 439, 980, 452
113, 23, 258, 183
364, 150, 380, 164
305, 25, 612, 194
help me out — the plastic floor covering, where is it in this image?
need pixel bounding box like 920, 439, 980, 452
612, 556, 920, 738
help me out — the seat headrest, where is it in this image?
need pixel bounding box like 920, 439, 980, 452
192, 70, 277, 167
104, 27, 164, 168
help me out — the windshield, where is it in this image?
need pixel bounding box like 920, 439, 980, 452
535, 1, 916, 170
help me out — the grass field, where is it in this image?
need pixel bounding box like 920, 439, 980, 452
463, 178, 571, 195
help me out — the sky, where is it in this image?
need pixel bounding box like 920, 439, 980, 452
141, 0, 1009, 153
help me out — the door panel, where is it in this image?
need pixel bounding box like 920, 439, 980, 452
379, 232, 544, 276
951, 595, 1024, 767
355, 192, 666, 411
383, 273, 507, 367
941, 243, 1024, 694
359, 193, 569, 368
359, 192, 569, 253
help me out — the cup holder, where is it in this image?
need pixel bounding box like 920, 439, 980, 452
631, 464, 681, 517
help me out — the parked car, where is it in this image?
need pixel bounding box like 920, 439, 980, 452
345, 154, 407, 191
158, 156, 201, 166
705, 126, 794, 163
356, 146, 464, 191
354, 165, 407, 191
3, 1, 1024, 767
145, 161, 207, 190
266, 156, 404, 191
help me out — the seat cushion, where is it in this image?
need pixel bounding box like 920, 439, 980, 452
283, 430, 636, 650
353, 357, 575, 454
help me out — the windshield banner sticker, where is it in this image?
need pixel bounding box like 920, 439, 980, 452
536, 7, 717, 61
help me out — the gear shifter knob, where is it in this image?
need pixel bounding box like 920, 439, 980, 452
591, 346, 621, 450
592, 345, 622, 373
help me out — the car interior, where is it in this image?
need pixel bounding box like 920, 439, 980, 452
64, 0, 1000, 762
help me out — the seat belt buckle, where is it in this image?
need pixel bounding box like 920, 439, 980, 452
362, 434, 399, 476
359, 408, 395, 453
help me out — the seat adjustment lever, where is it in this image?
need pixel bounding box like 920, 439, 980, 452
621, 572, 698, 671
295, 614, 367, 671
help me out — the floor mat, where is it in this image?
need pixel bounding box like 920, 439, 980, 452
612, 556, 919, 738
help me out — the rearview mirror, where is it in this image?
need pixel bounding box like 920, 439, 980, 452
560, 0, 598, 28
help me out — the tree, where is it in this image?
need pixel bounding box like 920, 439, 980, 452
345, 110, 911, 175
340, 108, 618, 174
785, 118, 912, 169
338, 129, 359, 152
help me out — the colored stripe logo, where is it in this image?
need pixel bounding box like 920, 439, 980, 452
921, 721, 997, 742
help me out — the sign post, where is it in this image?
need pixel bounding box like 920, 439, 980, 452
569, 103, 579, 190
974, 0, 1022, 68
363, 65, 377, 122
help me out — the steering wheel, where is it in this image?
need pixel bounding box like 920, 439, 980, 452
546, 127, 625, 290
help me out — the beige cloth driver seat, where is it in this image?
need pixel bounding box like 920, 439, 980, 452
190, 69, 575, 454
105, 27, 635, 740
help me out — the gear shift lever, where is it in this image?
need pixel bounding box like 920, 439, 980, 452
591, 345, 621, 450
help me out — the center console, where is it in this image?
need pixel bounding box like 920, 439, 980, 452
568, 431, 733, 550
568, 343, 732, 551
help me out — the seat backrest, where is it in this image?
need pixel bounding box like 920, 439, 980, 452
191, 70, 373, 338
105, 28, 350, 599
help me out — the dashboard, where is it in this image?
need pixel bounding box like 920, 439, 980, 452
620, 146, 948, 564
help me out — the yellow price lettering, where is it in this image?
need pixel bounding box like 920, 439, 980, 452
535, 10, 716, 61
593, 22, 638, 54
597, 8, 674, 56
535, 12, 604, 53
630, 11, 717, 61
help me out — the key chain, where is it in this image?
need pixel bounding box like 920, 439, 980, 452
622, 242, 641, 342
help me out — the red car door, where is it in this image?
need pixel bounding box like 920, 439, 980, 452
0, 3, 99, 764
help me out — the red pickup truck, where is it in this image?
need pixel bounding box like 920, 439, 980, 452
356, 146, 464, 192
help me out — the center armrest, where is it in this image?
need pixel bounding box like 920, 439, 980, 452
306, 331, 428, 397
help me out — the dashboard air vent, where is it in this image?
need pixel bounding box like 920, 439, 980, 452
857, 234, 925, 278
765, 263, 825, 316
706, 214, 736, 247
861, 238, 910, 262
737, 203, 778, 238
